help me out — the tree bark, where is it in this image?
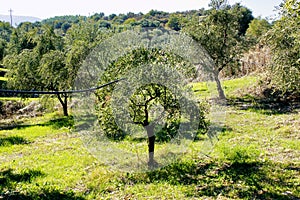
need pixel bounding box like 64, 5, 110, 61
57, 93, 69, 116
214, 71, 226, 100
146, 124, 155, 167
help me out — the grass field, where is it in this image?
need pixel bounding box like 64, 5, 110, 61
0, 76, 299, 199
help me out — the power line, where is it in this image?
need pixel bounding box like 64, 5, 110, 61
0, 78, 124, 95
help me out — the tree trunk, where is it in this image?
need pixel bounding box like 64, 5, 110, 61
146, 124, 155, 167
62, 101, 68, 116
57, 93, 69, 116
214, 71, 226, 100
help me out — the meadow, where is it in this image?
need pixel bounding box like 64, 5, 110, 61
0, 76, 299, 199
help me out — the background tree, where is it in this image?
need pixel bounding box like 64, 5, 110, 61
231, 3, 254, 36
4, 50, 41, 91
0, 38, 6, 61
0, 21, 12, 45
35, 25, 62, 57
6, 28, 37, 55
39, 50, 70, 116
246, 17, 271, 42
183, 0, 253, 99
209, 0, 228, 10
266, 0, 300, 96
166, 14, 181, 31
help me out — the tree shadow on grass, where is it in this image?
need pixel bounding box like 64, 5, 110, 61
0, 169, 43, 199
0, 168, 44, 192
0, 168, 84, 200
0, 136, 31, 147
0, 116, 74, 131
1, 189, 85, 200
227, 94, 300, 115
124, 160, 299, 199
43, 116, 74, 129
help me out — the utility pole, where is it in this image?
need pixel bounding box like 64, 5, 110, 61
9, 9, 13, 26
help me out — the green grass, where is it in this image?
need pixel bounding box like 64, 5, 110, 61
191, 76, 258, 99
0, 76, 299, 199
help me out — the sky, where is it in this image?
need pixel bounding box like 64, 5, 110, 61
0, 0, 282, 20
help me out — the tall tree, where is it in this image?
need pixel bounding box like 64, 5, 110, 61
183, 0, 253, 99
266, 0, 300, 95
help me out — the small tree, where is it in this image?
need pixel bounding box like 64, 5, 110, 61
96, 47, 206, 167
128, 83, 181, 166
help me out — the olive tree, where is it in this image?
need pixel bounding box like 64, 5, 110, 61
266, 0, 300, 96
39, 50, 70, 116
96, 47, 207, 167
183, 1, 253, 99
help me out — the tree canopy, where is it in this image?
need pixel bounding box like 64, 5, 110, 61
183, 0, 254, 99
266, 0, 300, 96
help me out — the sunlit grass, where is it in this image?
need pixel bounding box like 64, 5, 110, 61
190, 75, 258, 99
0, 76, 299, 199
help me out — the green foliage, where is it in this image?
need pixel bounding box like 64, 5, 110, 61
6, 28, 37, 55
39, 96, 56, 113
41, 15, 83, 33
185, 3, 251, 72
246, 17, 271, 40
266, 0, 300, 95
0, 38, 6, 61
183, 1, 253, 99
35, 25, 62, 56
124, 18, 137, 26
4, 50, 41, 90
0, 21, 12, 42
98, 20, 111, 29
231, 3, 254, 36
209, 0, 229, 10
140, 19, 160, 28
2, 21, 111, 116
39, 50, 68, 90
166, 14, 181, 31
98, 103, 126, 140
96, 47, 204, 140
